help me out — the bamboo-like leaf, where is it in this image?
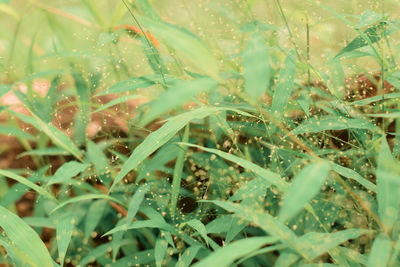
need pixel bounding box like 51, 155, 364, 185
0, 206, 54, 267
141, 17, 220, 80
367, 233, 392, 267
289, 117, 375, 136
243, 31, 270, 100
140, 78, 217, 126
126, 183, 150, 225
110, 107, 254, 192
271, 50, 296, 113
279, 160, 331, 222
155, 238, 168, 267
376, 137, 400, 231
181, 143, 289, 191
56, 213, 76, 266
192, 237, 277, 267
47, 161, 90, 185
0, 169, 55, 200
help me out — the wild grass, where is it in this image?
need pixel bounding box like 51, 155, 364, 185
0, 0, 399, 266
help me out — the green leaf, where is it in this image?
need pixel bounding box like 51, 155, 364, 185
335, 21, 388, 59
0, 169, 55, 200
185, 219, 209, 245
141, 17, 220, 80
376, 137, 400, 231
271, 50, 296, 113
140, 78, 217, 126
110, 107, 254, 192
11, 109, 82, 159
331, 163, 376, 192
126, 184, 150, 225
243, 31, 270, 99
84, 199, 107, 238
175, 245, 201, 267
289, 117, 375, 136
279, 160, 331, 222
170, 124, 190, 218
301, 229, 370, 260
0, 125, 35, 141
48, 161, 90, 185
51, 194, 123, 213
92, 94, 141, 113
181, 143, 289, 191
0, 206, 54, 267
18, 147, 70, 158
367, 234, 392, 267
86, 140, 110, 185
56, 213, 76, 266
206, 200, 307, 259
95, 74, 170, 96
155, 238, 168, 267
192, 237, 277, 267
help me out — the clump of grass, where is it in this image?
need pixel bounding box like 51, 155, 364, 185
0, 0, 399, 266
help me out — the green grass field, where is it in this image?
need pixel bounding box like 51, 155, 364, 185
0, 0, 400, 266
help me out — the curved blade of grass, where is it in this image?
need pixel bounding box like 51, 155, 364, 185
95, 74, 171, 96
155, 238, 168, 267
279, 160, 331, 222
18, 147, 70, 158
56, 213, 76, 266
0, 205, 54, 267
0, 125, 35, 141
170, 124, 190, 219
367, 233, 392, 267
301, 229, 370, 260
289, 117, 375, 136
11, 109, 82, 159
140, 78, 217, 126
243, 31, 270, 100
192, 237, 277, 267
181, 143, 289, 191
271, 50, 296, 113
84, 199, 107, 238
376, 137, 400, 231
47, 161, 90, 186
335, 21, 388, 59
51, 194, 123, 213
86, 140, 110, 185
126, 183, 150, 225
0, 169, 55, 200
0, 236, 34, 266
185, 219, 208, 245
110, 107, 254, 192
205, 200, 307, 260
141, 17, 220, 80
174, 245, 201, 267
331, 163, 376, 192
92, 94, 141, 113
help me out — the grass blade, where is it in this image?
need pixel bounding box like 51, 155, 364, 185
289, 117, 375, 136
367, 233, 392, 267
126, 183, 150, 225
0, 205, 54, 267
271, 50, 296, 113
376, 137, 400, 231
140, 78, 217, 126
279, 160, 331, 222
192, 237, 277, 267
110, 107, 252, 192
0, 169, 55, 200
243, 31, 270, 100
170, 124, 190, 219
56, 213, 76, 266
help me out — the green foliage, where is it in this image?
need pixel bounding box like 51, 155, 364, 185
0, 0, 399, 266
